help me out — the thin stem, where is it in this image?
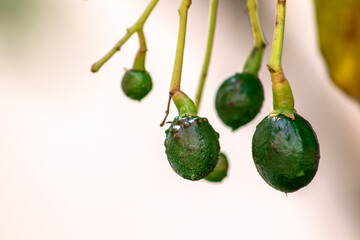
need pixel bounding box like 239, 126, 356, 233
167, 0, 196, 116
243, 0, 266, 76
91, 0, 159, 73
195, 0, 218, 113
160, 95, 172, 127
248, 0, 266, 48
267, 0, 295, 119
268, 0, 285, 72
132, 29, 147, 71
160, 0, 195, 123
169, 0, 192, 92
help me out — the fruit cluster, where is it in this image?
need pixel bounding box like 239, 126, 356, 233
91, 0, 320, 194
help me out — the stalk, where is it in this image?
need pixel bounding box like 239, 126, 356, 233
132, 29, 147, 71
168, 0, 196, 116
243, 0, 266, 76
194, 0, 218, 112
91, 0, 159, 73
267, 0, 295, 119
160, 0, 196, 126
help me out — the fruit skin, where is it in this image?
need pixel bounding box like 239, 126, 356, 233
252, 114, 320, 193
205, 152, 229, 183
121, 70, 152, 101
215, 73, 264, 131
164, 116, 220, 181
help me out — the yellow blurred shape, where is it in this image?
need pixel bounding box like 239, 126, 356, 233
314, 0, 360, 102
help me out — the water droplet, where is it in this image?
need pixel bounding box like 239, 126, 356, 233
172, 125, 181, 131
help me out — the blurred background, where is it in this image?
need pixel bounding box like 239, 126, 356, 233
0, 0, 359, 239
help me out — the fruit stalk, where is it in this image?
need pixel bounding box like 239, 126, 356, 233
170, 0, 191, 93
168, 0, 196, 116
194, 0, 218, 112
91, 0, 159, 73
132, 29, 147, 71
243, 0, 266, 76
267, 0, 295, 119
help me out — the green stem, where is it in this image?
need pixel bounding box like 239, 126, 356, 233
132, 29, 147, 71
243, 0, 266, 76
170, 0, 191, 92
267, 0, 295, 119
268, 0, 285, 72
169, 0, 196, 116
172, 90, 197, 116
91, 0, 159, 73
194, 0, 218, 113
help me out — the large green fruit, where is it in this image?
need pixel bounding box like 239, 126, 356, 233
121, 69, 152, 101
252, 114, 320, 193
205, 152, 229, 183
215, 73, 264, 131
164, 116, 220, 181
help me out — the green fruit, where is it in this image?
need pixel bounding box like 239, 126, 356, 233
215, 73, 264, 130
252, 114, 320, 193
164, 116, 220, 181
205, 152, 229, 183
121, 69, 152, 101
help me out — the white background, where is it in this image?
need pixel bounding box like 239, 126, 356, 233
0, 0, 359, 239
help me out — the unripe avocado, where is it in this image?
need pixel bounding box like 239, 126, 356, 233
205, 152, 229, 183
215, 73, 264, 130
121, 70, 152, 101
252, 114, 320, 193
165, 116, 220, 181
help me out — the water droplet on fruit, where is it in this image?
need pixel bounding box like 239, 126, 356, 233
172, 125, 181, 131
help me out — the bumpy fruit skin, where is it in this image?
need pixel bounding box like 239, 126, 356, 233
215, 73, 264, 130
164, 116, 220, 181
205, 152, 229, 183
252, 114, 320, 193
121, 70, 152, 101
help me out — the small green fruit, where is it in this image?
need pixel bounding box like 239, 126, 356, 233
215, 73, 264, 130
205, 152, 229, 183
121, 70, 152, 101
164, 116, 220, 181
252, 114, 320, 193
